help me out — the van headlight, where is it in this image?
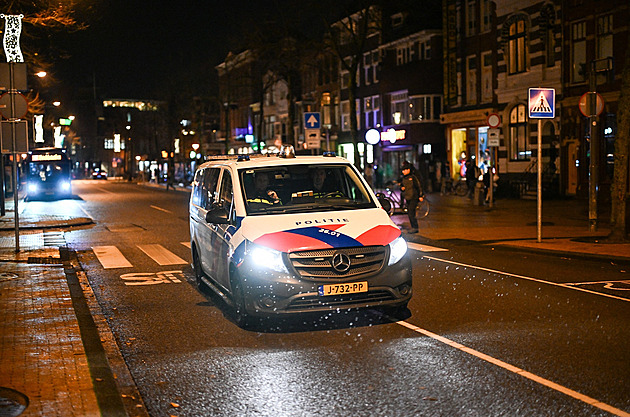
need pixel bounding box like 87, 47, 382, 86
248, 243, 289, 274
388, 236, 408, 266
59, 181, 71, 191
27, 183, 38, 193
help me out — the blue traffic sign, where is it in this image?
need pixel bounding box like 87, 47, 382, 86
528, 88, 555, 118
304, 112, 321, 129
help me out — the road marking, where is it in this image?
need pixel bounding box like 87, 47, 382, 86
408, 242, 448, 252
137, 244, 186, 265
423, 255, 630, 303
150, 205, 172, 213
396, 321, 630, 417
95, 186, 115, 194
180, 242, 191, 249
74, 200, 94, 219
92, 246, 133, 269
120, 270, 183, 286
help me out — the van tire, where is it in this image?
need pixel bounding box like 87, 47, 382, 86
192, 246, 206, 291
230, 272, 250, 328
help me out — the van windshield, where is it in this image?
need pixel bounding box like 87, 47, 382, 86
240, 164, 376, 215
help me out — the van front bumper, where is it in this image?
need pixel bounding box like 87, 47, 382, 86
235, 254, 412, 316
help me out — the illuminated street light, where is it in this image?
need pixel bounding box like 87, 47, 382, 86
52, 101, 61, 107
36, 71, 47, 78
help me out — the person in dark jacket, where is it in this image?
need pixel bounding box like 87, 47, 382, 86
400, 161, 423, 233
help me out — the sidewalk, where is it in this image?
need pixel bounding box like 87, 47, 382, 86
1, 190, 629, 416
393, 193, 630, 263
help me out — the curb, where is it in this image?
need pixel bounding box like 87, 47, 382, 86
0, 217, 94, 232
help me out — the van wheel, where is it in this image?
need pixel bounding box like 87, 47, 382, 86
230, 273, 250, 328
192, 247, 206, 291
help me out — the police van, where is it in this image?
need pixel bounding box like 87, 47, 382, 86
189, 149, 412, 326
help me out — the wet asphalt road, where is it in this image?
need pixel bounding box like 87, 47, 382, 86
59, 180, 629, 416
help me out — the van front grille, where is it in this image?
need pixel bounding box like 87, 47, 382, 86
288, 246, 387, 281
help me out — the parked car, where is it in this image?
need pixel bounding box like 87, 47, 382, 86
189, 148, 412, 327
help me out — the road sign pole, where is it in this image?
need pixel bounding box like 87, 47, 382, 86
9, 62, 20, 251
537, 119, 542, 243
588, 63, 599, 231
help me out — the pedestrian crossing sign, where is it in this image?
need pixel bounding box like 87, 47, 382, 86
528, 88, 555, 118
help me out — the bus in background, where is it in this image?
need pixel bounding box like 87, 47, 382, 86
25, 147, 72, 200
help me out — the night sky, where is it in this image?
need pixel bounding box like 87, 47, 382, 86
53, 0, 343, 100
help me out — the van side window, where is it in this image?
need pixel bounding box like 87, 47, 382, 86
218, 170, 233, 216
201, 168, 220, 210
191, 169, 204, 206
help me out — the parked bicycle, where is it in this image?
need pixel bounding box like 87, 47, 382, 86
441, 177, 468, 196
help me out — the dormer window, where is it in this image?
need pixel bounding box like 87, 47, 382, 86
391, 13, 404, 28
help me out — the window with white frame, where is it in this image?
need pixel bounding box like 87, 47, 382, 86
466, 55, 477, 105
372, 50, 380, 83
409, 95, 442, 122
571, 21, 586, 83
481, 0, 491, 33
341, 70, 350, 90
396, 42, 414, 66
364, 52, 372, 86
420, 40, 431, 60
597, 14, 613, 60
390, 91, 409, 125
341, 100, 350, 131
364, 96, 381, 128
466, 0, 476, 37
509, 104, 529, 160
481, 52, 493, 102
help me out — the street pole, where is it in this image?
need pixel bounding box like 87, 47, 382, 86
537, 118, 542, 243
588, 63, 599, 231
9, 61, 20, 251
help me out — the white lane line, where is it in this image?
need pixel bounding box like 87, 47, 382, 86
95, 186, 115, 194
137, 244, 186, 265
408, 242, 448, 252
150, 205, 172, 213
180, 242, 191, 249
396, 321, 630, 417
92, 246, 133, 269
75, 201, 94, 219
423, 255, 630, 303
564, 279, 629, 286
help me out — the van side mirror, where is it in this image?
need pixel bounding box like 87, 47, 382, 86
205, 207, 229, 224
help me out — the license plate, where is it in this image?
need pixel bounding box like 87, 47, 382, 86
318, 281, 368, 296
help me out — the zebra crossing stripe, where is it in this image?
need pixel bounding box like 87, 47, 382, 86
92, 246, 133, 269
137, 244, 186, 265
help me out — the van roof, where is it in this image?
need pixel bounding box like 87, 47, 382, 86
197, 154, 351, 170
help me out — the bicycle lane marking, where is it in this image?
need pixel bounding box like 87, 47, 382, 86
395, 320, 630, 417
422, 255, 630, 303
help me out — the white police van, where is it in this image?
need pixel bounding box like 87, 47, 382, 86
189, 149, 412, 326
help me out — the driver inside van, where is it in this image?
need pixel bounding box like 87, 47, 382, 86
310, 168, 343, 198
247, 172, 281, 205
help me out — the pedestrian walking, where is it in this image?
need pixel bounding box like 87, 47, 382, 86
400, 161, 423, 233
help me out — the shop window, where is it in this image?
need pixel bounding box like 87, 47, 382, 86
509, 104, 529, 160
